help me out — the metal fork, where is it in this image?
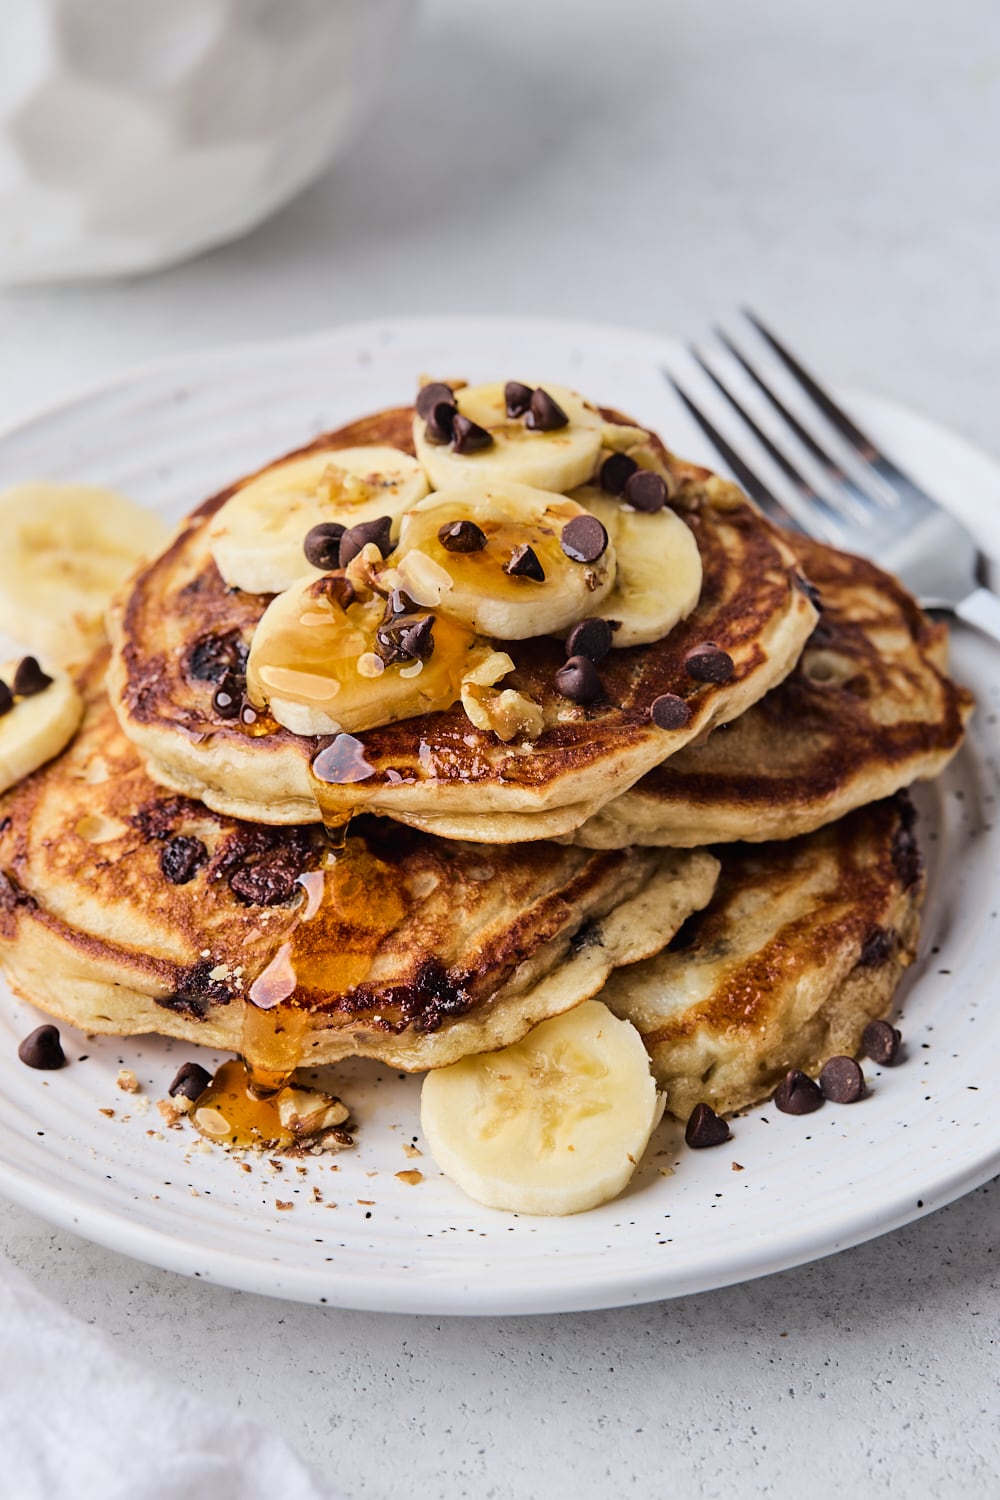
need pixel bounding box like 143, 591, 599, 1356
665, 311, 1000, 645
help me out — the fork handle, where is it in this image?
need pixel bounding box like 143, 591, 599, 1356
955, 587, 1000, 646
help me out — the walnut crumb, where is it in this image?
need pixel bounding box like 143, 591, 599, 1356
358, 1198, 375, 1206
98, 1108, 115, 1118
275, 1200, 294, 1211
116, 1068, 139, 1094
395, 1170, 423, 1186
731, 1161, 744, 1172
402, 1143, 422, 1159
156, 1098, 188, 1128
311, 1186, 323, 1203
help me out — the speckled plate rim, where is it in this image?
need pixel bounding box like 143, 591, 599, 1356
0, 314, 997, 1316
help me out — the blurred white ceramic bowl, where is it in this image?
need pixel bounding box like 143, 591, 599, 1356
0, 0, 415, 284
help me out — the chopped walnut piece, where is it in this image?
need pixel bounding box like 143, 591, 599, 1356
463, 682, 545, 742
276, 1087, 349, 1138
116, 1068, 140, 1094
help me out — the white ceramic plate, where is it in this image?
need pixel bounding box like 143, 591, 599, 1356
0, 317, 997, 1316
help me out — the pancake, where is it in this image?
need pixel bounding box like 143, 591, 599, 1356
106, 405, 817, 841
573, 534, 972, 848
600, 795, 923, 1120
0, 659, 719, 1072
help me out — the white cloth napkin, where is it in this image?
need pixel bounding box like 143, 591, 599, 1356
0, 1258, 342, 1500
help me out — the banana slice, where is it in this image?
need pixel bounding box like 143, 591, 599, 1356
246, 570, 505, 737
571, 488, 703, 647
414, 382, 604, 493
420, 1000, 664, 1216
0, 659, 83, 793
206, 446, 429, 595
0, 483, 168, 667
394, 481, 616, 640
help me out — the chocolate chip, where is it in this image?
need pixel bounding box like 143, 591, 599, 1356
773, 1070, 824, 1115
383, 588, 419, 620
13, 657, 52, 697
438, 519, 487, 554
339, 515, 393, 568
18, 1024, 65, 1070
424, 401, 457, 445
624, 470, 668, 512
685, 1102, 731, 1148
451, 414, 494, 455
377, 613, 435, 665
415, 381, 454, 419
685, 643, 735, 684
819, 1056, 866, 1103
160, 835, 207, 885
650, 693, 692, 730
186, 631, 248, 684
565, 617, 613, 663
0, 681, 12, 718
890, 796, 922, 890
168, 1060, 212, 1101
795, 572, 822, 609
398, 615, 435, 660
560, 515, 609, 564
525, 388, 569, 431
505, 544, 545, 582
859, 926, 895, 968
304, 522, 346, 570
504, 381, 534, 418
229, 855, 301, 906
599, 452, 639, 495
555, 655, 602, 705
212, 674, 243, 720
862, 1019, 902, 1066
240, 700, 260, 728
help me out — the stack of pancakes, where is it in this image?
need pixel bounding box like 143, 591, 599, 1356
0, 396, 972, 1122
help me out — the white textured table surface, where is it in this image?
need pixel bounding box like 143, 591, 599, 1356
1, 1, 999, 1495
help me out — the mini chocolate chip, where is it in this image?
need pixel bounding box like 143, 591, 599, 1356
525, 388, 569, 431
212, 674, 243, 720
438, 519, 487, 554
339, 515, 393, 568
229, 856, 300, 907
304, 522, 346, 570
168, 1060, 213, 1101
383, 588, 419, 621
0, 681, 12, 718
160, 835, 207, 885
600, 452, 639, 495
13, 656, 52, 697
415, 381, 454, 419
555, 655, 602, 704
186, 631, 248, 684
685, 643, 735, 684
505, 543, 545, 582
819, 1056, 866, 1103
862, 1019, 902, 1066
859, 926, 895, 968
505, 381, 534, 418
424, 400, 457, 445
379, 614, 435, 664
560, 515, 609, 564
18, 1024, 65, 1070
239, 700, 260, 728
624, 470, 668, 512
565, 617, 613, 663
685, 1102, 731, 1148
773, 1069, 824, 1115
398, 615, 435, 660
650, 693, 692, 730
451, 413, 494, 454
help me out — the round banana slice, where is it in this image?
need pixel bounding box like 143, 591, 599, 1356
0, 659, 83, 793
571, 489, 703, 648
420, 1000, 664, 1217
414, 382, 605, 493
207, 446, 429, 595
246, 571, 504, 737
0, 483, 168, 667
395, 481, 616, 641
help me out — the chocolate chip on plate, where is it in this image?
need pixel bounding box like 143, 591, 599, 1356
624, 470, 668, 512
505, 543, 545, 582
650, 693, 692, 730
560, 515, 609, 564
685, 643, 735, 684
599, 452, 639, 495
685, 1102, 731, 1149
339, 515, 393, 568
424, 400, 457, 445
862, 1019, 902, 1066
451, 413, 494, 455
773, 1069, 824, 1115
525, 388, 569, 431
13, 656, 52, 697
303, 521, 346, 570
438, 519, 487, 554
160, 835, 207, 886
18, 1024, 65, 1071
819, 1056, 866, 1103
415, 381, 454, 420
565, 617, 613, 664
0, 680, 12, 718
168, 1060, 213, 1101
504, 381, 534, 419
555, 655, 602, 705
212, 674, 243, 720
